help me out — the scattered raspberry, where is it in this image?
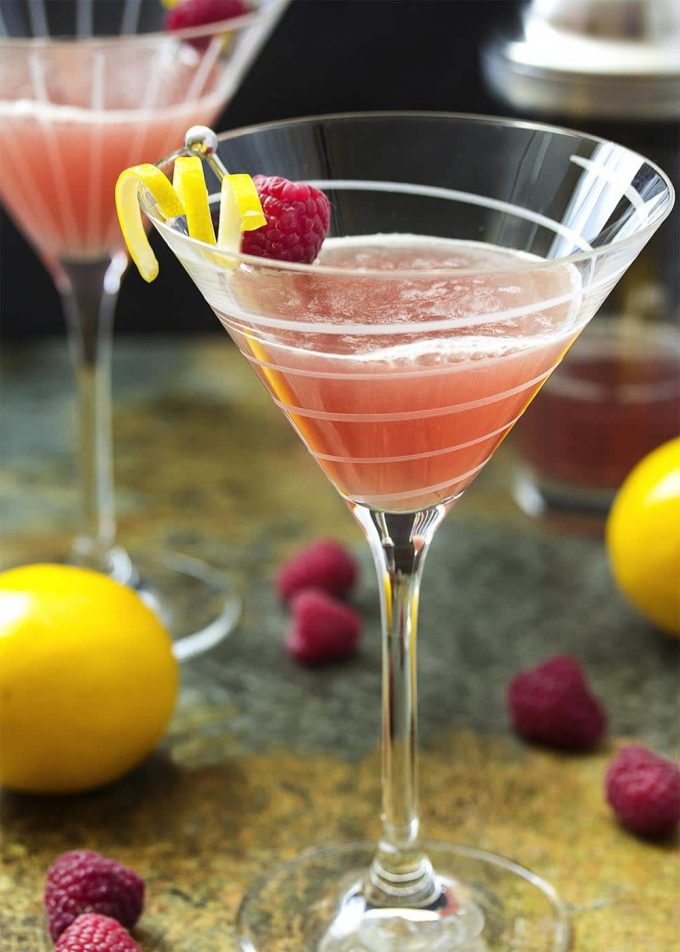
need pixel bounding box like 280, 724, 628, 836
242, 175, 331, 263
287, 589, 361, 663
45, 850, 144, 941
605, 745, 680, 837
277, 539, 358, 603
55, 914, 141, 952
507, 655, 606, 751
166, 0, 248, 48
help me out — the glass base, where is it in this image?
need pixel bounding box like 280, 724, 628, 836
125, 551, 241, 662
70, 543, 241, 661
513, 467, 615, 521
238, 841, 570, 952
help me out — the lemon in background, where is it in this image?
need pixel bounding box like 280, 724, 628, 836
607, 438, 680, 636
0, 564, 179, 794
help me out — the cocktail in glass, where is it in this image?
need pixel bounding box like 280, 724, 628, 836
140, 114, 673, 949
0, 0, 286, 657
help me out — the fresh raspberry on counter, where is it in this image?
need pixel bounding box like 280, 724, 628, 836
276, 539, 358, 603
242, 175, 332, 263
286, 589, 361, 663
55, 914, 142, 952
45, 850, 144, 941
605, 745, 680, 837
507, 655, 606, 751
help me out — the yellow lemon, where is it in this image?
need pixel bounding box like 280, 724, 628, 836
0, 564, 179, 794
607, 438, 680, 636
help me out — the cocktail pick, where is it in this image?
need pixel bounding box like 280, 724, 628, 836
184, 125, 229, 181
183, 125, 314, 447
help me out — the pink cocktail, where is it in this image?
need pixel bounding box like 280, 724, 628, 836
220, 236, 579, 511
0, 43, 228, 261
0, 0, 285, 656
144, 114, 674, 951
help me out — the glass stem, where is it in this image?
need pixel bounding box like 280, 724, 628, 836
57, 253, 131, 578
350, 502, 450, 908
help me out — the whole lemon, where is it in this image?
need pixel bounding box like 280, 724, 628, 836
607, 438, 680, 636
0, 564, 179, 793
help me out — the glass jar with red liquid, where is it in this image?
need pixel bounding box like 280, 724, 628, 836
482, 0, 680, 518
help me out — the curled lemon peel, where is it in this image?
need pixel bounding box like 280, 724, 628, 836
214, 173, 267, 269
173, 156, 216, 245
115, 164, 184, 283
229, 174, 267, 232
216, 174, 242, 268
116, 158, 266, 280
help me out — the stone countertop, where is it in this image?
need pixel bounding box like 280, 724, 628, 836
1, 336, 678, 951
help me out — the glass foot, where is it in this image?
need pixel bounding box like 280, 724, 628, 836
238, 842, 570, 952
512, 467, 614, 521
127, 551, 241, 662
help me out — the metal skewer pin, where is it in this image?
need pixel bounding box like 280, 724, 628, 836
184, 126, 228, 182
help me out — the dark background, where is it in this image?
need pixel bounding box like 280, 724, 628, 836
1, 0, 523, 338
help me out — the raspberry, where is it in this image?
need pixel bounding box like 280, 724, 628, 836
605, 745, 680, 837
286, 590, 361, 663
55, 914, 141, 952
242, 175, 331, 263
166, 0, 248, 48
276, 539, 358, 603
507, 655, 606, 751
45, 850, 144, 941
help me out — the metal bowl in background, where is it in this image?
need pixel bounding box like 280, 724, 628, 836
482, 0, 680, 521
482, 0, 680, 120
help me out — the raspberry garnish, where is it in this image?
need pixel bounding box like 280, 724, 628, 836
242, 175, 332, 263
286, 589, 361, 663
55, 914, 141, 952
276, 539, 358, 603
45, 850, 144, 941
507, 655, 607, 751
605, 745, 680, 837
166, 0, 248, 47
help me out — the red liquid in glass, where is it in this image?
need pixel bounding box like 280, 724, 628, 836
517, 323, 680, 488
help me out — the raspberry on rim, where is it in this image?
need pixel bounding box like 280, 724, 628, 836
243, 175, 332, 264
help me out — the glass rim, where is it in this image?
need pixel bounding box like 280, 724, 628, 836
0, 0, 287, 48
143, 111, 675, 280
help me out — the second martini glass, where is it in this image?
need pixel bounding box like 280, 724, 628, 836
0, 0, 286, 658
141, 115, 673, 948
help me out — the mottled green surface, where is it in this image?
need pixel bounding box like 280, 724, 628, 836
1, 337, 678, 950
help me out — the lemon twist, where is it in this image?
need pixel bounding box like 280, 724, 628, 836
116, 160, 266, 280
115, 164, 184, 282
229, 174, 267, 232
173, 155, 217, 245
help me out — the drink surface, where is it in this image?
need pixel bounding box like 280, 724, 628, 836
214, 234, 583, 512
0, 42, 227, 264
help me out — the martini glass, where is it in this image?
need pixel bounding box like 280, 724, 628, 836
0, 0, 286, 659
142, 115, 673, 949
